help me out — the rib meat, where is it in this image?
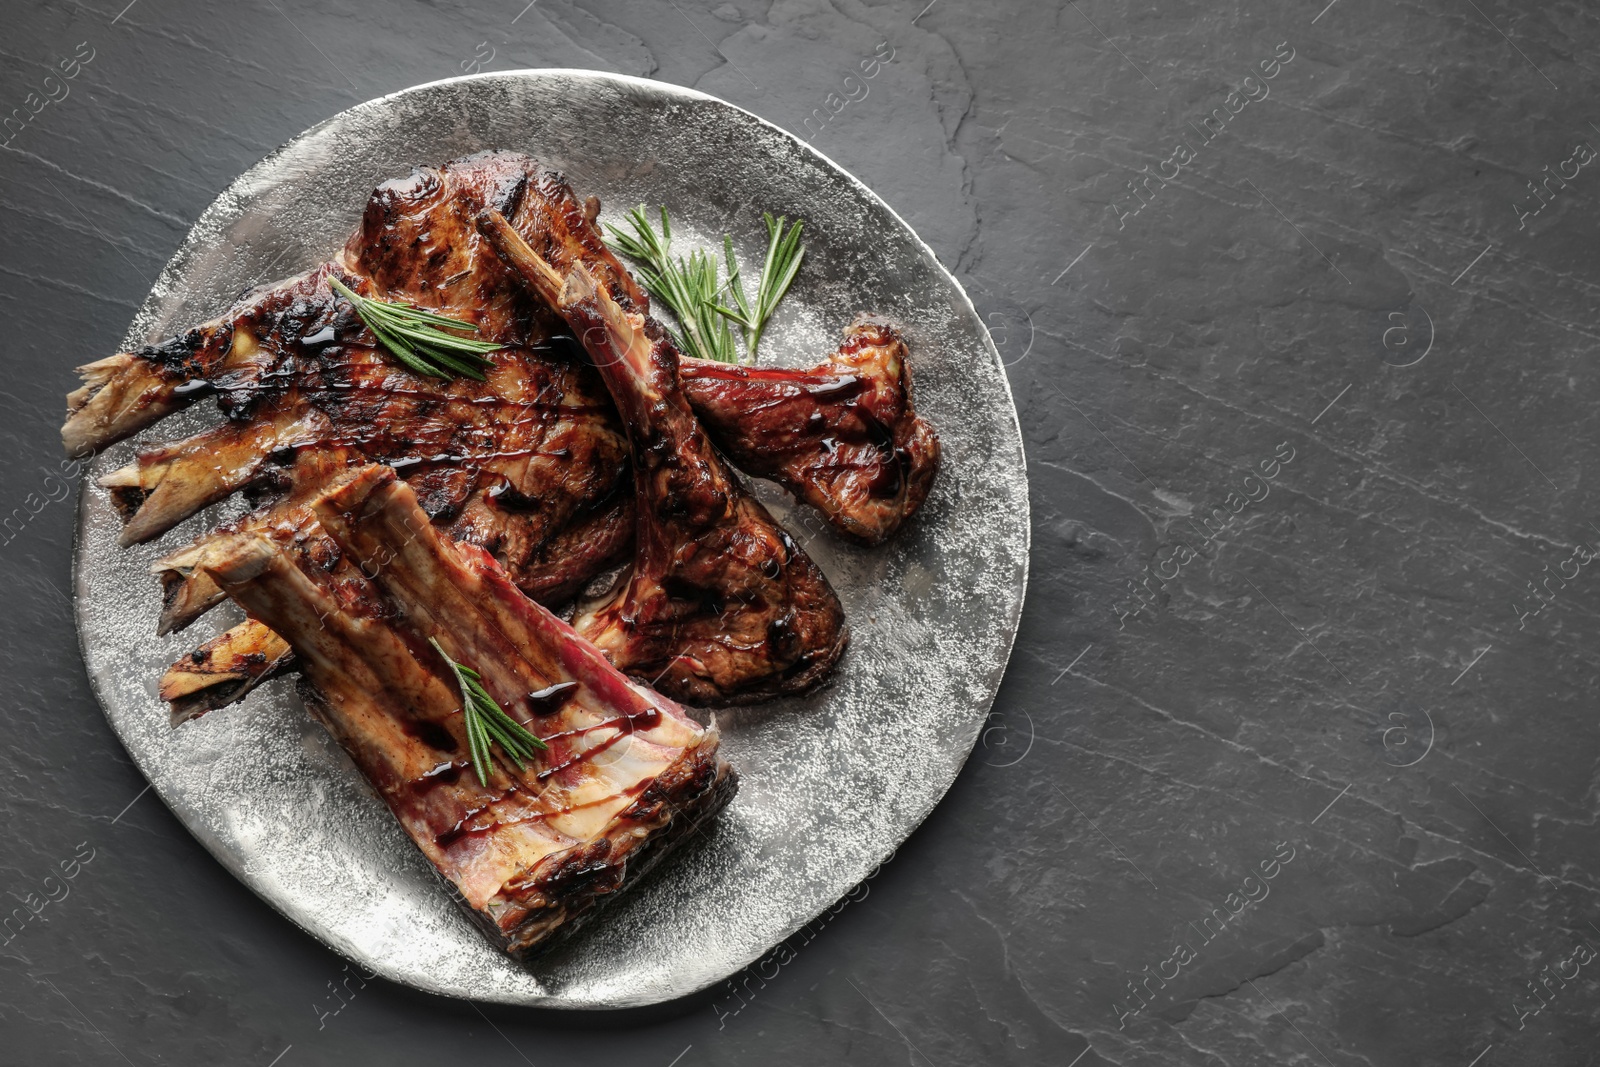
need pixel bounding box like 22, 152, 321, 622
479, 207, 849, 704
677, 315, 940, 546
62, 151, 931, 711
159, 616, 293, 726
74, 154, 635, 619
202, 465, 736, 956
65, 155, 636, 713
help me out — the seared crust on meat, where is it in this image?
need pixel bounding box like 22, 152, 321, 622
679, 314, 940, 546
205, 466, 736, 956
66, 150, 931, 714
479, 206, 849, 705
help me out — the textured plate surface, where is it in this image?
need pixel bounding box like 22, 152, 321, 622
72, 70, 1028, 1009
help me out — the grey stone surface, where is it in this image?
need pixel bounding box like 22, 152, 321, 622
1, 0, 1596, 1064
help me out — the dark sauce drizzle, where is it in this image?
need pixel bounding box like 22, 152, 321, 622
425, 703, 663, 850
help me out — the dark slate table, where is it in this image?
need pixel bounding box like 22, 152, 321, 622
3, 0, 1596, 1063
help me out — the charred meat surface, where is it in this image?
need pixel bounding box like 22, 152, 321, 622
73, 152, 634, 606
203, 466, 736, 956
62, 151, 930, 715
159, 617, 293, 726
679, 315, 940, 546
479, 207, 849, 705
57, 147, 962, 958
65, 154, 636, 711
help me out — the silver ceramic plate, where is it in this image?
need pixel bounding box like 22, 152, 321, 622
72, 70, 1028, 1008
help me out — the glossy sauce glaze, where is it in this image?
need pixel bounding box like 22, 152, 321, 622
475, 203, 850, 705
205, 464, 735, 955
676, 314, 938, 544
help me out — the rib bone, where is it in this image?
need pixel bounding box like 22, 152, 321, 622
479, 208, 848, 704
202, 465, 736, 956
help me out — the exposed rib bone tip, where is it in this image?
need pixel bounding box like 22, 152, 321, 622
198, 535, 277, 585
118, 504, 178, 547
61, 426, 95, 458
98, 463, 144, 489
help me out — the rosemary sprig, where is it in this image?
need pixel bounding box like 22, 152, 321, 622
328, 275, 502, 381
429, 637, 547, 787
606, 206, 737, 363
715, 213, 805, 359
605, 206, 805, 364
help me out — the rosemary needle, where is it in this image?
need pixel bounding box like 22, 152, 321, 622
605, 206, 805, 365
328, 275, 503, 381
429, 637, 547, 787
606, 206, 737, 363
715, 212, 805, 360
